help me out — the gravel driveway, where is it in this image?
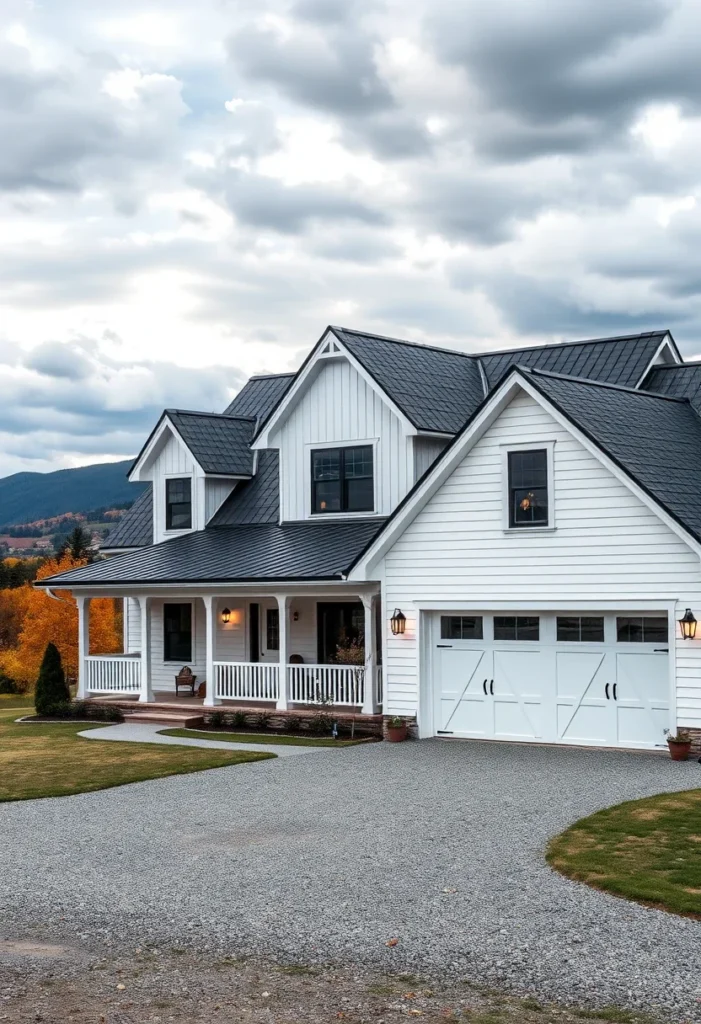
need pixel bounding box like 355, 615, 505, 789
1, 740, 699, 1019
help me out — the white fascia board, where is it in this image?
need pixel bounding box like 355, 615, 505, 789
129, 415, 205, 482
635, 333, 681, 387
349, 370, 701, 579
252, 328, 417, 449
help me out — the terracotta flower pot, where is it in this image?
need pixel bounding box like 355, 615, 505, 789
667, 739, 692, 761
386, 723, 408, 743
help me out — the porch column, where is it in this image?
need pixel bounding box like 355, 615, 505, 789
276, 594, 291, 711
203, 595, 220, 707
138, 596, 153, 703
76, 596, 90, 699
361, 593, 379, 715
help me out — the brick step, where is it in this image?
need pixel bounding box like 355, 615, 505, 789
126, 711, 205, 728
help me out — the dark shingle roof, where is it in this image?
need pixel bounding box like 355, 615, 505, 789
43, 518, 387, 586
223, 373, 295, 421
481, 332, 669, 391
333, 327, 485, 434
642, 363, 701, 415
208, 450, 280, 526
331, 327, 672, 435
525, 368, 701, 543
167, 411, 256, 476
102, 487, 153, 549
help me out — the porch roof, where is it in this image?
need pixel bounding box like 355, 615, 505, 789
39, 519, 387, 587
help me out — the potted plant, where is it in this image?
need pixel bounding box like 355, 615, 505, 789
666, 729, 692, 761
386, 716, 408, 743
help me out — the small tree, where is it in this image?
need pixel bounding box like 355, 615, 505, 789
58, 526, 95, 563
34, 642, 70, 715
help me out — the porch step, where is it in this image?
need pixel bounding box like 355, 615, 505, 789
126, 711, 205, 728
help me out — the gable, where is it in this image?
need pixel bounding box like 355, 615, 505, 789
379, 391, 700, 599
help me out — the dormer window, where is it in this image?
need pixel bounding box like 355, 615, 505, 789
166, 477, 192, 530
507, 449, 549, 528
311, 445, 374, 514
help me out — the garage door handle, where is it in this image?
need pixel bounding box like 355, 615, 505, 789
613, 683, 618, 701
482, 678, 488, 695
489, 679, 494, 695
605, 683, 610, 700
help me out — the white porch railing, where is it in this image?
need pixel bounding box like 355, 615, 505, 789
85, 655, 141, 693
288, 664, 365, 706
214, 662, 280, 701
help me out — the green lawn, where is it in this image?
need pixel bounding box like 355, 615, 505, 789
0, 708, 274, 802
547, 789, 701, 918
161, 727, 373, 747
0, 693, 34, 708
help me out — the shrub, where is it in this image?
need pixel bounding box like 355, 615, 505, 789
34, 643, 70, 715
0, 673, 16, 694
283, 715, 302, 734
307, 712, 333, 736
208, 710, 226, 730
43, 701, 75, 719
231, 711, 248, 729
251, 711, 272, 731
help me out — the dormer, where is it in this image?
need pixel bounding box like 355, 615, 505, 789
129, 410, 256, 543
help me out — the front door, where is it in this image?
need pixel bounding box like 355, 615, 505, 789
317, 602, 364, 663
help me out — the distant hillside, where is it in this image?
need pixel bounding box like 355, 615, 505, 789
0, 460, 146, 527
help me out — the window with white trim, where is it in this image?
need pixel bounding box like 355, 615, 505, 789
166, 477, 192, 530
507, 449, 548, 528
311, 445, 374, 514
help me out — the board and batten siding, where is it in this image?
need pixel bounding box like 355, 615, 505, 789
269, 357, 414, 521
205, 479, 236, 522
150, 431, 199, 544
413, 436, 449, 482
379, 391, 701, 730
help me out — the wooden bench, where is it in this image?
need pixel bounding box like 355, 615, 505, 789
174, 666, 197, 697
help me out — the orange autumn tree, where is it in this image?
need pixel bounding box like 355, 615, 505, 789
1, 553, 122, 690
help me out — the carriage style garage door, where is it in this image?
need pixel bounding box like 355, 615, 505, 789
432, 612, 671, 749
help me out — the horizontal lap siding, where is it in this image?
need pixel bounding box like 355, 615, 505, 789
382, 392, 701, 727
125, 598, 141, 653
272, 359, 413, 521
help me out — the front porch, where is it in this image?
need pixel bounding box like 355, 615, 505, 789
77, 589, 383, 716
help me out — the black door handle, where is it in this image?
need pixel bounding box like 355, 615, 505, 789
613, 683, 618, 701
483, 678, 488, 695
605, 683, 610, 700
489, 679, 494, 695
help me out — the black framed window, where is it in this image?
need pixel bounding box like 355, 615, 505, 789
616, 616, 668, 643
557, 616, 605, 642
311, 445, 373, 514
164, 603, 192, 662
508, 450, 548, 528
166, 477, 192, 530
441, 616, 483, 640
493, 616, 540, 641
266, 608, 280, 651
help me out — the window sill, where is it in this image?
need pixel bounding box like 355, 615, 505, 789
502, 526, 557, 535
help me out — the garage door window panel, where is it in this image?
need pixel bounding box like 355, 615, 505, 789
493, 616, 540, 641
557, 616, 605, 643
616, 617, 668, 644
440, 616, 484, 640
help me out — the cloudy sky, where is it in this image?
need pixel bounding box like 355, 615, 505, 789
2, 0, 701, 477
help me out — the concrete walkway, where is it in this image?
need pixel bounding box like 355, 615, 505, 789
77, 721, 328, 756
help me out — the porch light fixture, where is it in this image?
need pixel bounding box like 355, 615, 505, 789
679, 608, 697, 640
221, 607, 231, 624
390, 608, 406, 635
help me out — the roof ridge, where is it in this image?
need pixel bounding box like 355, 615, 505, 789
334, 324, 670, 362
247, 372, 296, 380
166, 408, 257, 423
522, 365, 689, 403
647, 361, 701, 370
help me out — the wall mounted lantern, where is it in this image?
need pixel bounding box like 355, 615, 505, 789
679, 608, 697, 640
221, 607, 231, 625
390, 608, 406, 635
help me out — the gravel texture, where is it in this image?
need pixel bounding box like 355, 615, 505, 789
77, 722, 327, 756
1, 740, 700, 1019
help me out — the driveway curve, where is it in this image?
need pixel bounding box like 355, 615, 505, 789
1, 741, 699, 1019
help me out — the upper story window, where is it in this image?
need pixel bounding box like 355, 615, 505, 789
311, 445, 374, 514
166, 477, 192, 530
508, 449, 549, 528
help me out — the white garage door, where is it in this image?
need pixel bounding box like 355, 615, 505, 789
432, 612, 670, 749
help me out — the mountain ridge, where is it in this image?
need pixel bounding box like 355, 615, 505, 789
0, 460, 146, 527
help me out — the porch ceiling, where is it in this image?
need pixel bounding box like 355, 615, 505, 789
38, 519, 387, 588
